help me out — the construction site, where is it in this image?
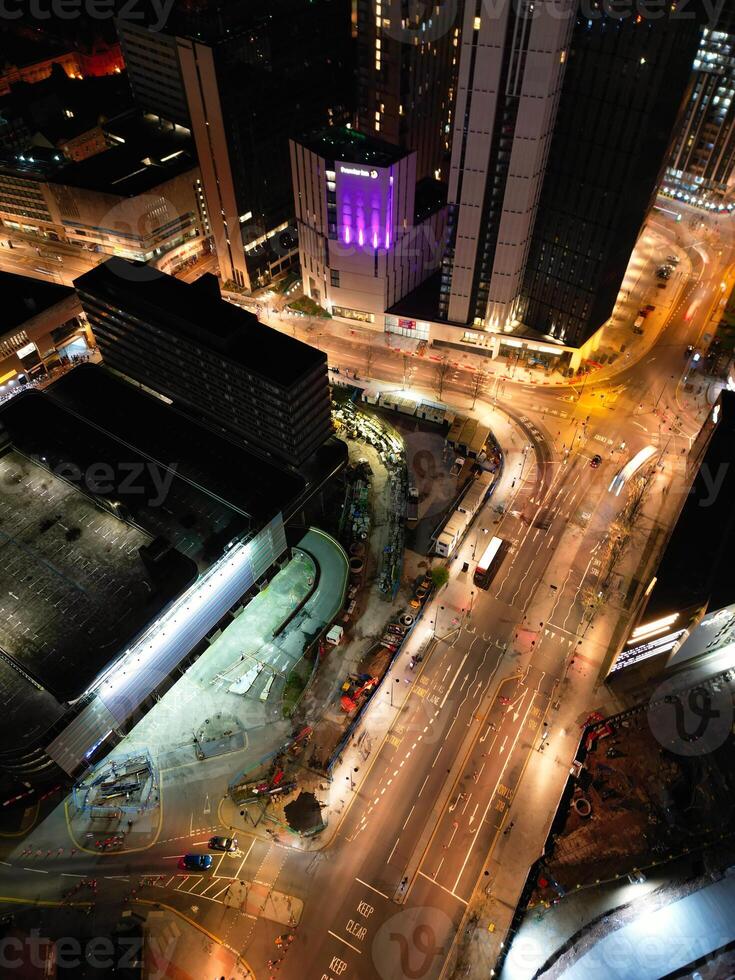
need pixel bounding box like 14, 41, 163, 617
530, 692, 735, 907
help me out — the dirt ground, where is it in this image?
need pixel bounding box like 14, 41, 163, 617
534, 702, 735, 901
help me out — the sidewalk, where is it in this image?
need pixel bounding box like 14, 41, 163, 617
142, 905, 254, 980
254, 217, 693, 394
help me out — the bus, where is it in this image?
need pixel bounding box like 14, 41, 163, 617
473, 536, 507, 590
608, 445, 657, 497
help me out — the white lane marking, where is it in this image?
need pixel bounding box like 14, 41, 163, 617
440, 651, 470, 709
402, 805, 415, 829
355, 877, 390, 900
387, 838, 400, 863
417, 870, 468, 905
452, 692, 536, 893
328, 931, 362, 954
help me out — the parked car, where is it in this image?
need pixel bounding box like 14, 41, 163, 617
179, 854, 213, 871
208, 836, 238, 852
590, 454, 602, 468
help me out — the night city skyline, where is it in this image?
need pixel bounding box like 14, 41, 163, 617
0, 2, 733, 979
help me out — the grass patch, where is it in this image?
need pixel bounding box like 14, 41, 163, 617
282, 666, 308, 718
222, 279, 249, 295
287, 295, 331, 318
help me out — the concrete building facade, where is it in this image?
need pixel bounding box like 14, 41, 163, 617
355, 0, 461, 182
117, 1, 353, 291
74, 258, 334, 469
439, 0, 576, 330
0, 116, 207, 272
664, 14, 735, 211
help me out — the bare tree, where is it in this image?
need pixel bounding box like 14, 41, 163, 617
470, 369, 489, 409
435, 353, 451, 400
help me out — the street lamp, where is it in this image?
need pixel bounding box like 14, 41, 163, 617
390, 677, 400, 707
519, 444, 531, 482
472, 527, 489, 559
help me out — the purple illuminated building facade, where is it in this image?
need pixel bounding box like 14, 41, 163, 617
337, 161, 394, 252
290, 127, 446, 330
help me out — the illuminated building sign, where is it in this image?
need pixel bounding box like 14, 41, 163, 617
338, 165, 379, 179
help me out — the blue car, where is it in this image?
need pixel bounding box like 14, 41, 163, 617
179, 853, 212, 871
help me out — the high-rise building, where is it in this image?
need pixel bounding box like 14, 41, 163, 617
116, 1, 353, 290
116, 22, 190, 128
663, 10, 735, 212
438, 0, 576, 329
291, 127, 446, 329
437, 2, 701, 349
74, 258, 334, 468
355, 0, 460, 181
519, 8, 702, 347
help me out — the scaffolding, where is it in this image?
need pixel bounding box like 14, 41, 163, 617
73, 750, 157, 816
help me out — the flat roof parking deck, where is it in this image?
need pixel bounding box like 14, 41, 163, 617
0, 450, 187, 703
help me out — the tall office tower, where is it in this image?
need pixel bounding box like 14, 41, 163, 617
438, 0, 576, 329
116, 22, 190, 128
117, 0, 353, 290
519, 9, 702, 347
664, 10, 735, 212
355, 0, 461, 181
74, 259, 334, 468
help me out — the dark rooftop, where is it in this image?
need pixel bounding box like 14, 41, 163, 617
0, 270, 74, 332
0, 427, 196, 705
387, 272, 442, 324
299, 126, 406, 168
55, 112, 195, 196
73, 259, 328, 387
0, 111, 196, 196
414, 178, 447, 223
643, 390, 735, 622
0, 30, 71, 69
44, 364, 306, 545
